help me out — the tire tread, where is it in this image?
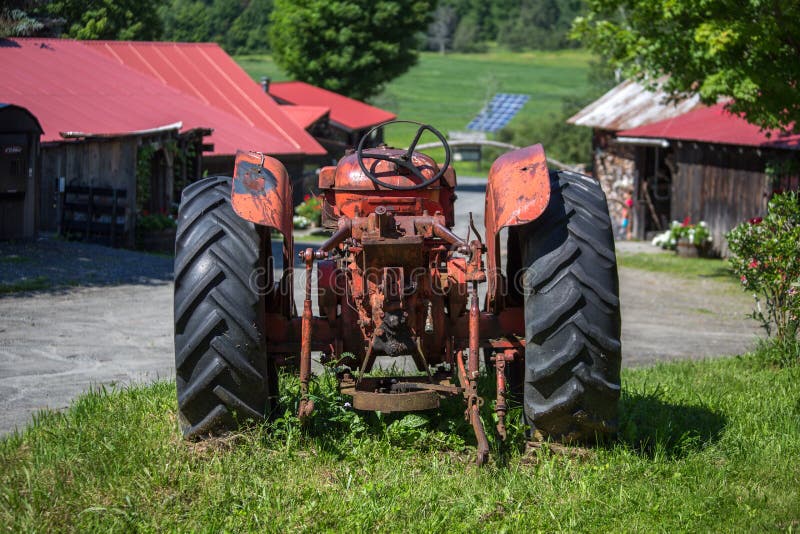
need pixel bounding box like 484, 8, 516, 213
520, 170, 621, 442
174, 176, 275, 440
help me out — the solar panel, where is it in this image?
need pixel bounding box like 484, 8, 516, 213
466, 93, 530, 133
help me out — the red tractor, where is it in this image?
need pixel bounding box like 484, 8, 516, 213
174, 121, 620, 464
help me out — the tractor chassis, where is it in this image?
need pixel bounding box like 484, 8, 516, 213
290, 236, 525, 465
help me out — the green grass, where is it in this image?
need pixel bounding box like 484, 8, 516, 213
618, 252, 737, 284
0, 276, 50, 294
2, 350, 799, 531
235, 49, 594, 177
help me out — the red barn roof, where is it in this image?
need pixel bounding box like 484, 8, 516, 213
0, 38, 321, 157
84, 40, 326, 156
281, 105, 330, 129
269, 81, 395, 131
618, 103, 800, 150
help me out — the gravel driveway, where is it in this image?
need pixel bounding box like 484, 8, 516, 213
0, 179, 762, 435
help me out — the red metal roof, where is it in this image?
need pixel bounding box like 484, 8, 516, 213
269, 81, 395, 131
84, 40, 326, 156
281, 105, 330, 129
1, 39, 299, 156
618, 103, 800, 150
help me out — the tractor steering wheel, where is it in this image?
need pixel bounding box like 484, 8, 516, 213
356, 120, 451, 191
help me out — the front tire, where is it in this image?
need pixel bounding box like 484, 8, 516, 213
173, 176, 276, 439
518, 170, 621, 442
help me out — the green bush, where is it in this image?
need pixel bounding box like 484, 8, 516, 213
295, 195, 322, 226
726, 192, 800, 343
137, 213, 177, 232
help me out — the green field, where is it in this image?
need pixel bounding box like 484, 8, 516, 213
2, 349, 798, 531
236, 50, 595, 175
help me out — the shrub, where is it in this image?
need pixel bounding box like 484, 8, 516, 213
295, 194, 322, 226
293, 215, 312, 230
137, 212, 176, 232
726, 192, 800, 342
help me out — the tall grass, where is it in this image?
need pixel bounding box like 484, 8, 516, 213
2, 347, 799, 531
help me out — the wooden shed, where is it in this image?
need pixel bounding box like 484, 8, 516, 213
39, 124, 207, 248
567, 79, 702, 232
617, 104, 800, 256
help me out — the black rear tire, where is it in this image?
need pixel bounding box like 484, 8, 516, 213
518, 170, 621, 442
174, 176, 277, 439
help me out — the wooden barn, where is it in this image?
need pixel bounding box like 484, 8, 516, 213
39, 124, 206, 248
567, 79, 702, 230
617, 104, 800, 255
2, 38, 347, 246
84, 40, 328, 195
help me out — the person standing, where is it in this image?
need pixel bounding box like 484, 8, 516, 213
621, 190, 634, 240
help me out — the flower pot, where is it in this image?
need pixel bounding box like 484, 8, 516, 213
676, 238, 701, 258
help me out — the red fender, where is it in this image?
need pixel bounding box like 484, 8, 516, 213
485, 144, 551, 311
231, 150, 295, 315
231, 150, 294, 237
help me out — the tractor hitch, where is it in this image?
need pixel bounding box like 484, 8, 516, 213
339, 373, 461, 412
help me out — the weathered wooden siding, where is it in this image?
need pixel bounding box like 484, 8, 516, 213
40, 139, 137, 232
672, 143, 769, 256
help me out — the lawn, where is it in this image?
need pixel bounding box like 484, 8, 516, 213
617, 251, 738, 285
235, 49, 594, 177
2, 350, 798, 531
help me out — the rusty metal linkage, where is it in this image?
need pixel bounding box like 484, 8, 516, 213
492, 349, 518, 440
298, 247, 317, 420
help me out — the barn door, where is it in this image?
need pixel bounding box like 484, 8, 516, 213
0, 133, 29, 239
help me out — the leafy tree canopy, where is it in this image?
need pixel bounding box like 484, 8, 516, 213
40, 0, 164, 40
1, 1, 66, 37
269, 0, 433, 101
573, 0, 800, 131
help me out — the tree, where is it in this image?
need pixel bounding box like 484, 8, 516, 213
451, 14, 486, 53
159, 0, 212, 43
225, 0, 273, 54
1, 1, 64, 37
1, 8, 43, 37
39, 0, 164, 40
498, 0, 562, 51
269, 0, 433, 101
573, 0, 800, 132
426, 4, 457, 53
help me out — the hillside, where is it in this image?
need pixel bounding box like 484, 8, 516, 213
236, 49, 595, 172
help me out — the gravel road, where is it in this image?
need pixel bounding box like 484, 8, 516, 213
0, 178, 762, 435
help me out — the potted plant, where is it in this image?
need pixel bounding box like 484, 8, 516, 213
651, 218, 712, 257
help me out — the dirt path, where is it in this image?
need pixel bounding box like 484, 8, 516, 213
619, 267, 761, 365
0, 284, 174, 435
